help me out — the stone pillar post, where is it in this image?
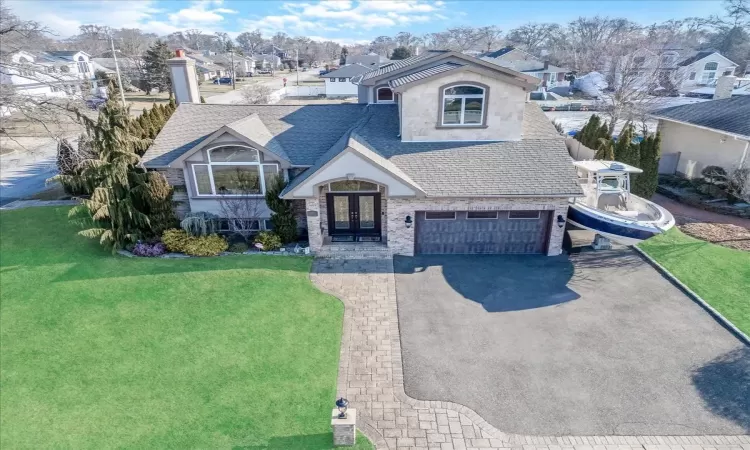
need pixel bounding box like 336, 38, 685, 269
331, 408, 356, 446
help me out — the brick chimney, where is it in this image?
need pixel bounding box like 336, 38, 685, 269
713, 75, 736, 100
167, 49, 200, 104
543, 60, 550, 71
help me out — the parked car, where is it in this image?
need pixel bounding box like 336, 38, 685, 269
301, 67, 308, 72
318, 70, 329, 76
85, 97, 106, 110
213, 77, 232, 85
256, 69, 272, 75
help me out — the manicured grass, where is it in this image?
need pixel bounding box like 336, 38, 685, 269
0, 207, 372, 449
638, 227, 750, 335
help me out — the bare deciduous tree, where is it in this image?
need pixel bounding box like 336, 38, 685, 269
238, 84, 273, 104
217, 168, 265, 238
446, 26, 480, 51
476, 26, 503, 52
236, 30, 266, 54
506, 23, 560, 55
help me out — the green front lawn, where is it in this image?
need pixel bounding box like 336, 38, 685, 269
639, 227, 750, 335
0, 207, 371, 449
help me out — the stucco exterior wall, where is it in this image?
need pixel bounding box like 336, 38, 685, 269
658, 119, 749, 178
386, 197, 569, 256
399, 70, 526, 141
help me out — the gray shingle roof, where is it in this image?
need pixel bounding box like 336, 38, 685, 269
356, 50, 448, 82
141, 103, 368, 167
652, 96, 750, 138
283, 103, 581, 198
388, 62, 464, 88
320, 63, 372, 78
349, 104, 581, 197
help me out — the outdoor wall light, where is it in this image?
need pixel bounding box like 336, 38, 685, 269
336, 397, 349, 419
557, 214, 566, 228
405, 215, 413, 228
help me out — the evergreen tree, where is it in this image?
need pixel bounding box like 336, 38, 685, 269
594, 138, 615, 160
264, 174, 298, 243
339, 46, 348, 66
60, 81, 152, 252
200, 95, 206, 103
614, 123, 639, 168
143, 39, 173, 94
168, 97, 176, 113
150, 102, 164, 126
632, 131, 661, 198
143, 170, 177, 237
390, 46, 412, 60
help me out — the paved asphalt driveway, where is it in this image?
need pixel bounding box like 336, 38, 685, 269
393, 250, 749, 436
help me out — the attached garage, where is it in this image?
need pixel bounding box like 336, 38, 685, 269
414, 210, 552, 254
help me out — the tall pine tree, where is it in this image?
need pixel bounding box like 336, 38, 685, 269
143, 39, 173, 94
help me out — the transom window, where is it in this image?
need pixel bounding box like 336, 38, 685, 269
704, 62, 718, 71
328, 180, 379, 192
442, 85, 485, 126
425, 211, 456, 220
508, 210, 541, 220
191, 146, 279, 196
376, 87, 393, 102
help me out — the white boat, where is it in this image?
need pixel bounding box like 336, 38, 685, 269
567, 160, 675, 245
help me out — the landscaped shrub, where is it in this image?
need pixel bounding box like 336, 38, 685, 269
180, 211, 219, 236
182, 234, 228, 256
131, 241, 167, 257
228, 241, 249, 253
161, 229, 228, 256
162, 228, 191, 252
254, 231, 282, 251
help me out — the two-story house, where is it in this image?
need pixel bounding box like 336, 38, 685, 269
1, 50, 96, 102
479, 47, 571, 90
142, 50, 582, 256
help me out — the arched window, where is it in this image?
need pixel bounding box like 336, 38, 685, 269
77, 56, 90, 74
701, 62, 718, 84
441, 84, 486, 126
190, 145, 279, 196
704, 62, 718, 71
376, 87, 393, 103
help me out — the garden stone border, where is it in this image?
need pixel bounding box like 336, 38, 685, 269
633, 246, 750, 346
117, 247, 311, 259
657, 186, 750, 219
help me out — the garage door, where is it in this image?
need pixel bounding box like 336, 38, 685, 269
415, 210, 551, 254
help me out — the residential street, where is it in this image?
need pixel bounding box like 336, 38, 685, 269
206, 69, 323, 104
0, 136, 72, 206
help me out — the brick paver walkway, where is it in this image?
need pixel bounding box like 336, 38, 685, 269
310, 257, 750, 450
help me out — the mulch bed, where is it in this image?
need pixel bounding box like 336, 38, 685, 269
679, 222, 750, 252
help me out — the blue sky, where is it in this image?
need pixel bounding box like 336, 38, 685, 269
7, 0, 725, 45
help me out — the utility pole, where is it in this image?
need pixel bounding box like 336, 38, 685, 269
296, 48, 299, 86
230, 49, 236, 90
108, 35, 126, 108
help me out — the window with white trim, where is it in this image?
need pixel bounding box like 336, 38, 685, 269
467, 211, 498, 219
191, 145, 279, 196
701, 62, 718, 84
508, 210, 541, 219
338, 77, 347, 82
329, 78, 336, 82
442, 85, 485, 126
77, 56, 90, 74
376, 87, 393, 102
425, 211, 456, 220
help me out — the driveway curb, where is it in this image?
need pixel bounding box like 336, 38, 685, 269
633, 246, 750, 346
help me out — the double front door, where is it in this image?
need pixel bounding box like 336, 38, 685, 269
327, 193, 381, 237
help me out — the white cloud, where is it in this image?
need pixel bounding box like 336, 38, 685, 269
168, 1, 238, 24
240, 0, 446, 36
307, 35, 371, 45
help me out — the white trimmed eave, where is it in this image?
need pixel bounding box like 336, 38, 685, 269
281, 146, 426, 199
652, 115, 750, 141
391, 64, 537, 94
167, 126, 292, 169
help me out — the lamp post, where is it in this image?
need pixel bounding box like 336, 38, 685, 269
335, 397, 349, 419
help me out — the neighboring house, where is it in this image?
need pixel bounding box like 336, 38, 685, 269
252, 54, 282, 70
211, 54, 255, 77
479, 46, 570, 89
142, 50, 582, 257
614, 47, 737, 91
346, 53, 389, 68
185, 52, 224, 78
651, 94, 750, 178
1, 50, 97, 101
320, 64, 371, 98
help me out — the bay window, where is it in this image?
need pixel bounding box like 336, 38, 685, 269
191, 145, 279, 196
441, 85, 485, 126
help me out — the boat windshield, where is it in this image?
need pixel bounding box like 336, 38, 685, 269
599, 176, 625, 191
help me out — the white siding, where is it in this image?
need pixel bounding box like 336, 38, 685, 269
325, 78, 358, 97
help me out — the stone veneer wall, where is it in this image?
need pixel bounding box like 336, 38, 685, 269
154, 168, 190, 219
304, 184, 389, 252
386, 197, 569, 256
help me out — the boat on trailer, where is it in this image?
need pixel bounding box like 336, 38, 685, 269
567, 160, 675, 245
